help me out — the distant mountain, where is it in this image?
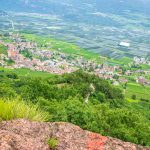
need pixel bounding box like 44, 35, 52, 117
0, 0, 150, 16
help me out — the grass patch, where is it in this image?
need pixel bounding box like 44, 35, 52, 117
0, 98, 49, 121
125, 82, 150, 101
1, 37, 13, 43
47, 137, 58, 150
0, 44, 7, 55
0, 67, 56, 78
145, 74, 150, 80
108, 57, 132, 65
140, 64, 150, 70
126, 98, 140, 103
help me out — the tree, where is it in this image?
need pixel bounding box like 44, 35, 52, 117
97, 92, 106, 103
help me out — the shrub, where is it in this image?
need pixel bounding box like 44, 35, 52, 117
0, 84, 17, 98
0, 98, 49, 121
6, 73, 18, 79
132, 94, 136, 100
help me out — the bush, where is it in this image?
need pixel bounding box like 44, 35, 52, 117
0, 98, 49, 121
132, 95, 136, 100
40, 97, 150, 146
0, 86, 17, 99
6, 73, 18, 79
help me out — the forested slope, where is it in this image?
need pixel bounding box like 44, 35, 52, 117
0, 69, 150, 146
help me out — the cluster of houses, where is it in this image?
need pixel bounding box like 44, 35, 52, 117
94, 64, 129, 84
133, 56, 150, 65
0, 34, 93, 74
95, 64, 116, 79
0, 33, 150, 85
136, 76, 150, 85
5, 42, 78, 74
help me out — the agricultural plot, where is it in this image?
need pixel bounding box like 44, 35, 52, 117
0, 67, 56, 78
125, 82, 150, 101
0, 11, 150, 60
22, 33, 102, 62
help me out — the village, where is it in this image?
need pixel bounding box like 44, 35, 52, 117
0, 33, 150, 86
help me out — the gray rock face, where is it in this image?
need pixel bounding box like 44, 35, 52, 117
0, 119, 149, 150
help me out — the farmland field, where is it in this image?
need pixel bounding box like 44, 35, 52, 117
0, 10, 150, 60
125, 82, 150, 101
22, 33, 103, 62
0, 67, 56, 78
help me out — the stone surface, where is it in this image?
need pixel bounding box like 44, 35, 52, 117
0, 119, 149, 150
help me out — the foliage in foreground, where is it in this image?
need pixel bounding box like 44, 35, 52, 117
0, 98, 48, 121
39, 97, 150, 146
0, 69, 150, 146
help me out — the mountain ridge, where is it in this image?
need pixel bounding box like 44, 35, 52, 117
0, 0, 150, 15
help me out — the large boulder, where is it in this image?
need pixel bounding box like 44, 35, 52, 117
0, 119, 149, 150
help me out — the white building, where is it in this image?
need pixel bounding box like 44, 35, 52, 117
119, 42, 130, 47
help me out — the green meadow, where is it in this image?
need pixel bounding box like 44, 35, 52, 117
0, 67, 56, 78
125, 82, 150, 101
108, 57, 132, 66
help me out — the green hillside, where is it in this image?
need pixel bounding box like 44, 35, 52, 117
0, 67, 150, 146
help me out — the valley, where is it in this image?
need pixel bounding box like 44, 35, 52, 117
0, 10, 150, 59
0, 0, 150, 148
0, 32, 150, 101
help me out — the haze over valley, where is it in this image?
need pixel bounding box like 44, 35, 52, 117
0, 0, 150, 59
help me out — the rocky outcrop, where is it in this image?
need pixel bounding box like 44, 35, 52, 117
0, 119, 149, 150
